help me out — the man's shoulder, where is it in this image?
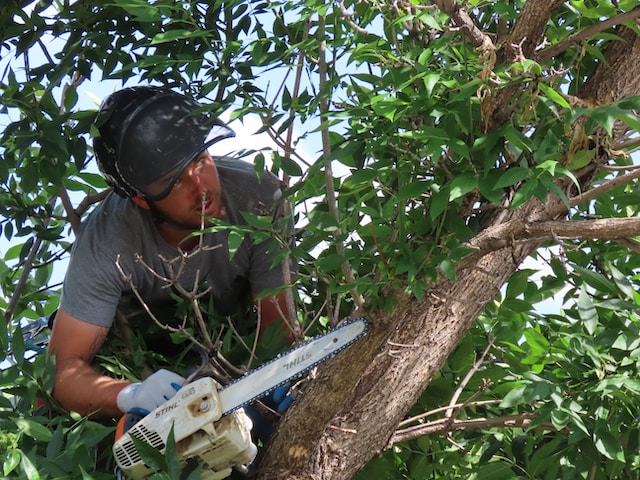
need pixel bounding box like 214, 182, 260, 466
216, 158, 283, 218
216, 157, 280, 189
77, 192, 151, 249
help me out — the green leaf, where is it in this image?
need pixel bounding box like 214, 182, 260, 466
280, 155, 303, 176
538, 83, 571, 109
3, 450, 20, 476
396, 180, 430, 202
577, 287, 598, 335
573, 266, 618, 296
227, 230, 246, 259
495, 167, 529, 189
609, 263, 635, 300
500, 385, 526, 408
429, 187, 450, 221
423, 73, 440, 96
594, 429, 625, 461
18, 449, 41, 480
473, 460, 515, 480
10, 326, 26, 367
109, 0, 162, 21
523, 328, 550, 353
130, 435, 166, 472
504, 127, 533, 153
165, 426, 181, 480
78, 465, 96, 480
439, 258, 456, 281
448, 173, 477, 201
12, 418, 53, 442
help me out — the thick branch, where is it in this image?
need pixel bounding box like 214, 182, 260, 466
483, 0, 564, 130
468, 217, 640, 256
468, 166, 640, 260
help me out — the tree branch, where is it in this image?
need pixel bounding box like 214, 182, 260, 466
317, 13, 365, 313
467, 166, 640, 259
544, 166, 640, 219
536, 6, 640, 62
73, 189, 111, 219
389, 412, 556, 446
468, 216, 640, 255
428, 0, 494, 51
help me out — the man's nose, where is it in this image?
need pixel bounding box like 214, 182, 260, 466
182, 164, 204, 190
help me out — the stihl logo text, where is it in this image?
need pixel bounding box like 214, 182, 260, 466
155, 402, 179, 418
283, 352, 312, 371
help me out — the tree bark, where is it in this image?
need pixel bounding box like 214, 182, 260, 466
256, 9, 640, 480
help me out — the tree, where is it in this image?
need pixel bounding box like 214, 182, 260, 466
2, 0, 640, 479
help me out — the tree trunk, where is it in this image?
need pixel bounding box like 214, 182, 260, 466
257, 18, 640, 480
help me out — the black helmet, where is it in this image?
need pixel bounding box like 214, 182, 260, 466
93, 86, 235, 200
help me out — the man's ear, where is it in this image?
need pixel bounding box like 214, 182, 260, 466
130, 194, 150, 210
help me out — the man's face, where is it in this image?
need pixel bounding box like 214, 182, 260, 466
147, 151, 223, 229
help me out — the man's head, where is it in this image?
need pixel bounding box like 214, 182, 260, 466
93, 86, 234, 201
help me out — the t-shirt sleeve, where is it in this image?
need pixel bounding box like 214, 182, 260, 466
59, 202, 130, 328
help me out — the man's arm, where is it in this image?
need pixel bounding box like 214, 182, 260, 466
46, 308, 131, 418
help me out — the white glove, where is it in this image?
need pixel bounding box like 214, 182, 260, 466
116, 369, 185, 415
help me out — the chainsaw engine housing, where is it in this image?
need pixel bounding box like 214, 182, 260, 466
113, 377, 257, 479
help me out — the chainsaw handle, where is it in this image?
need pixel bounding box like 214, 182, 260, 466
115, 411, 146, 441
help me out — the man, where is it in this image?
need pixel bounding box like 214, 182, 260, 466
47, 86, 295, 419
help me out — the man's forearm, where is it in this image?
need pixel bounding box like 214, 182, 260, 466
53, 359, 130, 418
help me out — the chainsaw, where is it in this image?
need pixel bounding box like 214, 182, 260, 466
112, 317, 368, 479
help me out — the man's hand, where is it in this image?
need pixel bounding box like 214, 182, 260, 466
116, 369, 185, 415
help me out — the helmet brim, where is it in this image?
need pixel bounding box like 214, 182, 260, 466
136, 123, 235, 201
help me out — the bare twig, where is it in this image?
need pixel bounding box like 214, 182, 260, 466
114, 255, 211, 353
444, 338, 495, 423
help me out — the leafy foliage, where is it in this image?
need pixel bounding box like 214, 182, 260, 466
2, 0, 640, 478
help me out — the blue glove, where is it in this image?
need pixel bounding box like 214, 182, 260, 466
271, 384, 294, 414
244, 385, 295, 445
116, 369, 185, 415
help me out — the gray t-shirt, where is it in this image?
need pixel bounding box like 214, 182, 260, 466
60, 158, 289, 329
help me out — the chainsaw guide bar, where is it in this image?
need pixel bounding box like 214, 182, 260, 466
218, 316, 368, 415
